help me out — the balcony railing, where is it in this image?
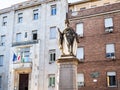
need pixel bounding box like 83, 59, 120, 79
13, 57, 32, 70
12, 40, 38, 46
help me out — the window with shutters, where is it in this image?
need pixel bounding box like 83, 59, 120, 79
48, 74, 55, 87
104, 18, 113, 32
77, 73, 84, 87
76, 48, 84, 61
76, 23, 83, 37
107, 72, 117, 87
106, 44, 115, 59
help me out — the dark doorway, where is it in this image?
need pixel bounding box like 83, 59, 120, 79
19, 74, 29, 90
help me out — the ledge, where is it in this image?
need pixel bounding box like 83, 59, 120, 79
12, 40, 38, 47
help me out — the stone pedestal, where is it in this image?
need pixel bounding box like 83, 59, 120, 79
57, 56, 79, 90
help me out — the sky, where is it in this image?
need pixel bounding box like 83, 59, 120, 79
0, 0, 80, 9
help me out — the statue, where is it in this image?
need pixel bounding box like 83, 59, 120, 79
58, 19, 79, 56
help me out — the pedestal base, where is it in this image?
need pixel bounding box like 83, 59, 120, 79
57, 56, 79, 90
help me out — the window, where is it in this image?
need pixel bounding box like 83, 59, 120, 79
32, 30, 37, 40
0, 55, 4, 66
25, 32, 27, 38
77, 73, 84, 87
1, 35, 5, 46
21, 47, 30, 63
107, 72, 117, 87
49, 49, 56, 63
106, 44, 115, 58
0, 76, 1, 88
50, 27, 56, 39
2, 16, 7, 26
51, 5, 56, 15
16, 33, 21, 42
48, 74, 55, 87
76, 48, 84, 61
18, 13, 23, 23
76, 23, 83, 37
104, 18, 113, 32
33, 9, 38, 20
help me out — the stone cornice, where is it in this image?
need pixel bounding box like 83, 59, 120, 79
0, 0, 58, 14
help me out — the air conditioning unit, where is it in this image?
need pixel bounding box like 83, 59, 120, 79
78, 82, 84, 87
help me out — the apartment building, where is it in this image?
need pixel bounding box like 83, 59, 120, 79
68, 0, 120, 90
0, 0, 68, 90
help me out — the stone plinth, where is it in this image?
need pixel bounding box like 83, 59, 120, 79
57, 56, 79, 90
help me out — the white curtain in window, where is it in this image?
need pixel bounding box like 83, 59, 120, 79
105, 18, 113, 27
76, 48, 84, 59
76, 23, 83, 35
106, 44, 115, 53
77, 73, 84, 82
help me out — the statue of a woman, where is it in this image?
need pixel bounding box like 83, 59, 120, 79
58, 20, 79, 56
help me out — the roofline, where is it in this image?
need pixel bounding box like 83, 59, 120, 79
69, 0, 99, 6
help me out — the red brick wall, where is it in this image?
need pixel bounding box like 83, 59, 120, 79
68, 3, 120, 90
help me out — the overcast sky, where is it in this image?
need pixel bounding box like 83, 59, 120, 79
0, 0, 80, 9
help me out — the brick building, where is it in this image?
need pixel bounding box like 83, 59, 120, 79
68, 0, 120, 90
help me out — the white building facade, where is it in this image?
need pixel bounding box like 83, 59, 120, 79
0, 0, 68, 90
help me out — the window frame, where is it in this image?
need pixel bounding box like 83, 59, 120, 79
76, 47, 84, 61
107, 72, 117, 87
50, 27, 56, 39
32, 30, 37, 40
0, 55, 4, 66
48, 74, 55, 87
0, 76, 2, 88
106, 44, 115, 58
33, 9, 39, 20
1, 35, 5, 46
77, 73, 84, 87
18, 13, 23, 23
2, 16, 7, 26
76, 23, 84, 37
16, 33, 21, 42
104, 18, 113, 32
49, 49, 56, 63
51, 4, 57, 16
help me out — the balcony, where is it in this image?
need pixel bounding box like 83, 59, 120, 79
12, 40, 38, 47
13, 58, 32, 70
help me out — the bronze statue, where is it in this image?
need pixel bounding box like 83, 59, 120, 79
58, 19, 79, 56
